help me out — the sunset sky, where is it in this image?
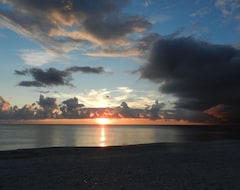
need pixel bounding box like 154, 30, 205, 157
0, 0, 240, 123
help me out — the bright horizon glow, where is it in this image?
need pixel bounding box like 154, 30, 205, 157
96, 118, 111, 125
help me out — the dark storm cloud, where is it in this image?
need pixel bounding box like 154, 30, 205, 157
15, 66, 109, 87
0, 0, 151, 54
139, 37, 240, 122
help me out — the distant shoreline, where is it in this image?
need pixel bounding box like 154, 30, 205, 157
1, 141, 240, 189
0, 118, 215, 125
0, 119, 229, 126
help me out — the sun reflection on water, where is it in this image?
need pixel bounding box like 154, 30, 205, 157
100, 127, 106, 147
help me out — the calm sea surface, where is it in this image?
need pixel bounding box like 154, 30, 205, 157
0, 124, 240, 151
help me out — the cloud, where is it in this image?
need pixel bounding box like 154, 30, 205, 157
138, 33, 161, 53
12, 104, 36, 119
56, 87, 166, 111
204, 104, 231, 120
15, 68, 72, 87
19, 49, 60, 66
215, 0, 240, 31
148, 100, 165, 120
191, 6, 211, 17
18, 81, 45, 87
14, 69, 28, 75
15, 66, 110, 87
0, 0, 151, 56
61, 97, 84, 118
38, 95, 57, 109
119, 101, 144, 118
143, 0, 152, 7
36, 95, 60, 118
189, 22, 209, 39
65, 66, 108, 74
137, 30, 184, 56
0, 93, 235, 122
85, 48, 140, 57
215, 0, 240, 15
138, 37, 240, 122
0, 96, 11, 112
0, 94, 168, 120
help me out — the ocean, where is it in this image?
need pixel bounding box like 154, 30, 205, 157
0, 124, 239, 151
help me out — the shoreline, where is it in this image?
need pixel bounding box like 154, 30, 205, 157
1, 141, 240, 189
0, 119, 216, 125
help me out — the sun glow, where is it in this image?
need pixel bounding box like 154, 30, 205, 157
96, 118, 110, 125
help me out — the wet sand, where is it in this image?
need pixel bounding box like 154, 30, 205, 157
1, 141, 240, 190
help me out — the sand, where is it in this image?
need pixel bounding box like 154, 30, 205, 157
1, 141, 240, 190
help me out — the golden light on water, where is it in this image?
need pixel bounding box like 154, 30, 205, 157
95, 118, 109, 147
100, 127, 106, 147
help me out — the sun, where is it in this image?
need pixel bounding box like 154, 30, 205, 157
96, 118, 110, 125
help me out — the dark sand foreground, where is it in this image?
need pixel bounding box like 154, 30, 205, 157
1, 141, 240, 190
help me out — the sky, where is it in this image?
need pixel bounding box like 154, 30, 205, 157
0, 0, 240, 124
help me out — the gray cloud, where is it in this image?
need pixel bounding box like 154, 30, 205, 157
14, 70, 28, 75
119, 101, 142, 118
139, 37, 240, 122
15, 68, 72, 87
65, 66, 107, 74
137, 30, 184, 55
37, 95, 60, 118
0, 0, 151, 55
148, 100, 165, 120
0, 96, 11, 119
61, 97, 84, 118
118, 101, 165, 120
18, 81, 45, 87
38, 95, 57, 109
12, 104, 36, 119
15, 66, 110, 87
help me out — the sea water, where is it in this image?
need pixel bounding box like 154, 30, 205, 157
0, 124, 239, 151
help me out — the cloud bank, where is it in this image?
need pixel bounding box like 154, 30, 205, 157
0, 95, 167, 121
0, 92, 236, 123
138, 37, 240, 123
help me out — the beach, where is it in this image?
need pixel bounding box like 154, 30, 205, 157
1, 141, 240, 190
